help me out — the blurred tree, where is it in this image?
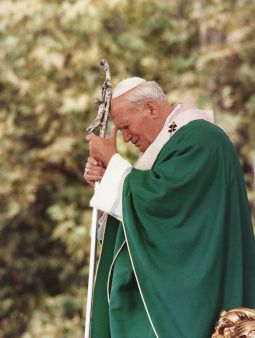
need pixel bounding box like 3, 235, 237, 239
0, 0, 254, 337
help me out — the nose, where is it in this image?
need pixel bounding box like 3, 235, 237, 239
122, 129, 132, 143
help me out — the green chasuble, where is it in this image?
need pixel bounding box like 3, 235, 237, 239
91, 120, 255, 338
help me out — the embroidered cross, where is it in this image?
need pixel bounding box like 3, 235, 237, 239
168, 122, 177, 135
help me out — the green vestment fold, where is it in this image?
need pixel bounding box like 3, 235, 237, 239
91, 120, 255, 338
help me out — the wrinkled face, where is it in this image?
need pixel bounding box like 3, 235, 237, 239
110, 96, 157, 152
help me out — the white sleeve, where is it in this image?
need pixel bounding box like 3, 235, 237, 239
89, 153, 132, 220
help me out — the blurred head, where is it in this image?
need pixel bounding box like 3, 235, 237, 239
110, 79, 171, 152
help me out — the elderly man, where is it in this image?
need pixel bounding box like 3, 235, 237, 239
84, 78, 255, 338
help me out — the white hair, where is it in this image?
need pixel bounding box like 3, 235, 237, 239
126, 81, 167, 105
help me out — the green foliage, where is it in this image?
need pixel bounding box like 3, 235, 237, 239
0, 0, 254, 336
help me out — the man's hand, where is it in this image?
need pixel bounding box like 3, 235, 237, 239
86, 127, 117, 167
84, 157, 106, 186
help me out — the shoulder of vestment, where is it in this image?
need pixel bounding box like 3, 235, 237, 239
154, 120, 235, 167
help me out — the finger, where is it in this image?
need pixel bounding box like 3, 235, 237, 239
98, 161, 106, 168
85, 167, 105, 176
84, 170, 98, 181
86, 174, 104, 182
87, 157, 98, 165
86, 162, 97, 171
85, 161, 105, 173
86, 161, 105, 172
86, 133, 95, 142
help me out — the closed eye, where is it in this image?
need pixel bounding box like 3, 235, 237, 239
119, 125, 129, 131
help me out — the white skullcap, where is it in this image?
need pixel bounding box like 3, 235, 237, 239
112, 77, 146, 99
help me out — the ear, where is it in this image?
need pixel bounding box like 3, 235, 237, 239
145, 100, 159, 119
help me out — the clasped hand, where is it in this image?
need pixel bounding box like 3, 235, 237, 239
84, 127, 117, 186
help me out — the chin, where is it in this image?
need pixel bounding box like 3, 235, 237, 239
138, 145, 147, 152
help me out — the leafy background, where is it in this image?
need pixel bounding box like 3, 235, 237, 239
0, 0, 254, 337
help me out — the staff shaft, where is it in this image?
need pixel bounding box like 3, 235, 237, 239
84, 203, 99, 338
